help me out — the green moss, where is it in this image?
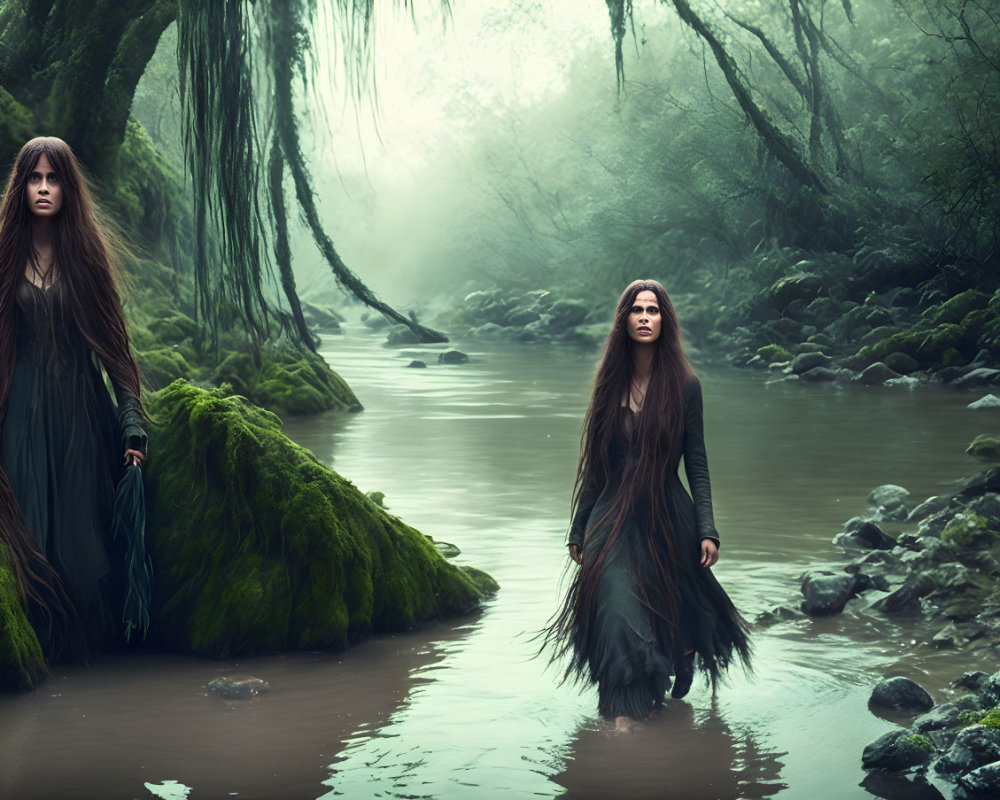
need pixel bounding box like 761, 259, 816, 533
851, 322, 971, 369
145, 381, 497, 658
903, 733, 934, 751
922, 290, 990, 327
968, 435, 1000, 460
0, 545, 47, 691
941, 513, 993, 547
137, 348, 195, 390
757, 344, 793, 363
959, 707, 1000, 728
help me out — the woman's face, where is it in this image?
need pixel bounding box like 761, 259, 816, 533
26, 153, 63, 218
626, 289, 661, 344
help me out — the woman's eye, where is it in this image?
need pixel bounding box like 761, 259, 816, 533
48, 174, 59, 183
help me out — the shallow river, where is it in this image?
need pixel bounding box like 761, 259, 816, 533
1, 326, 995, 800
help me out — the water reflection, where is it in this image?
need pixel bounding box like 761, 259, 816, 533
554, 702, 786, 800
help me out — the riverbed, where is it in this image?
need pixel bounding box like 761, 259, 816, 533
0, 326, 994, 800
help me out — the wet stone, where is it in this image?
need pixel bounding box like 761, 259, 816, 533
799, 366, 839, 382
908, 496, 952, 524
801, 570, 859, 616
954, 368, 1000, 389
968, 394, 1000, 410
406, 360, 427, 368
954, 672, 990, 693
956, 759, 1000, 798
980, 670, 1000, 706
855, 362, 902, 386
872, 583, 922, 614
935, 726, 1000, 776
862, 729, 935, 771
914, 699, 980, 733
754, 605, 803, 626
870, 677, 935, 711
207, 676, 269, 699
438, 349, 469, 364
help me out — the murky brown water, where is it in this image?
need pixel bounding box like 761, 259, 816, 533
1, 326, 995, 799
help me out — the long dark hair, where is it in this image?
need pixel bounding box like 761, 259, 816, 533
0, 136, 144, 651
545, 279, 693, 675
575, 279, 693, 621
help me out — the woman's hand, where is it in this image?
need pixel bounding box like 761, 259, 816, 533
700, 539, 718, 568
568, 543, 583, 565
124, 448, 145, 467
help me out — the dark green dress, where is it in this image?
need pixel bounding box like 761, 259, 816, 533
565, 377, 750, 719
1, 281, 145, 659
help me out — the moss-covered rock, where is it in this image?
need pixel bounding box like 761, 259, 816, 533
968, 435, 1000, 460
922, 290, 990, 327
145, 381, 497, 658
0, 545, 47, 691
942, 514, 995, 548
757, 344, 792, 363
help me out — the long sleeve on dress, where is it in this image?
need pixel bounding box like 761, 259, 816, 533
113, 383, 147, 455
567, 473, 600, 547
682, 377, 720, 547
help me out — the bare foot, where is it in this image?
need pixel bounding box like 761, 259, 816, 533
613, 715, 637, 734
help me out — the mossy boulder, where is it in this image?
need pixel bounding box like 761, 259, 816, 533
922, 290, 990, 327
208, 347, 361, 416
757, 344, 792, 363
145, 381, 497, 658
0, 544, 47, 691
968, 435, 1000, 461
941, 514, 996, 548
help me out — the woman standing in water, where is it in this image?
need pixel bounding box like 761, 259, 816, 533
547, 279, 750, 731
0, 136, 147, 662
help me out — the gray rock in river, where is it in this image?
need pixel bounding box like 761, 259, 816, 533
799, 366, 839, 383
438, 349, 469, 364
908, 495, 952, 523
953, 368, 1000, 389
386, 325, 421, 345
862, 729, 935, 771
957, 759, 1000, 797
870, 676, 935, 711
966, 493, 1000, 526
980, 670, 1000, 706
869, 484, 911, 508
407, 360, 427, 368
914, 699, 980, 733
854, 362, 902, 386
969, 394, 1000, 410
791, 351, 832, 374
856, 521, 897, 550
955, 672, 990, 693
800, 570, 859, 615
884, 351, 920, 375
207, 676, 269, 699
935, 726, 1000, 776
868, 484, 911, 520
871, 582, 922, 614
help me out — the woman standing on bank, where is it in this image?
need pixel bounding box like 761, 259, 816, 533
547, 279, 750, 731
0, 136, 147, 661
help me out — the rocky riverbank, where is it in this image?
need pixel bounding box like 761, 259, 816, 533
429, 268, 1000, 390
773, 433, 1000, 798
